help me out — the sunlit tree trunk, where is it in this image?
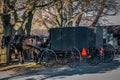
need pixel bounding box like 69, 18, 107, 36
0, 0, 12, 64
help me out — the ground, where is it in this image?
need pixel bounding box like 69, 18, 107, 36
0, 55, 120, 80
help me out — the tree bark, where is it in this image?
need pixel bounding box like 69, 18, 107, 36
90, 0, 106, 27
24, 11, 34, 35
1, 0, 13, 64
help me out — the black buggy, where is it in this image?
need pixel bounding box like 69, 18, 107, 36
40, 26, 114, 67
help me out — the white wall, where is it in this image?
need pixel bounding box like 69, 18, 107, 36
108, 13, 120, 25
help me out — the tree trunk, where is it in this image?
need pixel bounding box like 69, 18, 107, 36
0, 0, 13, 64
1, 14, 12, 36
24, 11, 34, 35
90, 0, 106, 27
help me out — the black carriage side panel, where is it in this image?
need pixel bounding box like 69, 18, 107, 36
50, 26, 98, 52
87, 28, 96, 49
62, 27, 75, 51
75, 27, 88, 50
95, 27, 103, 49
50, 28, 62, 51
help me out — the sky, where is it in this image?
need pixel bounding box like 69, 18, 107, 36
108, 13, 120, 25
109, 0, 120, 25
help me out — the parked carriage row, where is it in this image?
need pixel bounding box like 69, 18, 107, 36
0, 26, 119, 67
48, 26, 115, 67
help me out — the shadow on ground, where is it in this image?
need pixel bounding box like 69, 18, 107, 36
1, 57, 120, 80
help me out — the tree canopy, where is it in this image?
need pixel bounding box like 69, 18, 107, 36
0, 0, 120, 35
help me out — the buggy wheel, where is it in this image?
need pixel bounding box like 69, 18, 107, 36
57, 53, 67, 65
118, 47, 120, 54
103, 52, 114, 63
67, 48, 81, 68
41, 49, 58, 67
86, 54, 100, 66
86, 48, 101, 66
103, 45, 114, 63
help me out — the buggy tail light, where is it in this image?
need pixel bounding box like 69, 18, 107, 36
100, 48, 104, 55
81, 48, 87, 57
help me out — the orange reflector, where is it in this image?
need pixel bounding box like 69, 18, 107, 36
82, 48, 87, 57
100, 48, 104, 55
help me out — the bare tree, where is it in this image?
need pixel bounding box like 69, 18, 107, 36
35, 0, 119, 28
0, 0, 58, 63
0, 0, 58, 35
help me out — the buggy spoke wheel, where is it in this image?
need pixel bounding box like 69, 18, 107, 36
41, 49, 58, 67
67, 48, 81, 68
103, 52, 114, 63
86, 48, 100, 66
86, 55, 100, 66
68, 56, 80, 68
103, 44, 114, 63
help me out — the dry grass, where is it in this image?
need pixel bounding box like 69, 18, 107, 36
0, 62, 43, 71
